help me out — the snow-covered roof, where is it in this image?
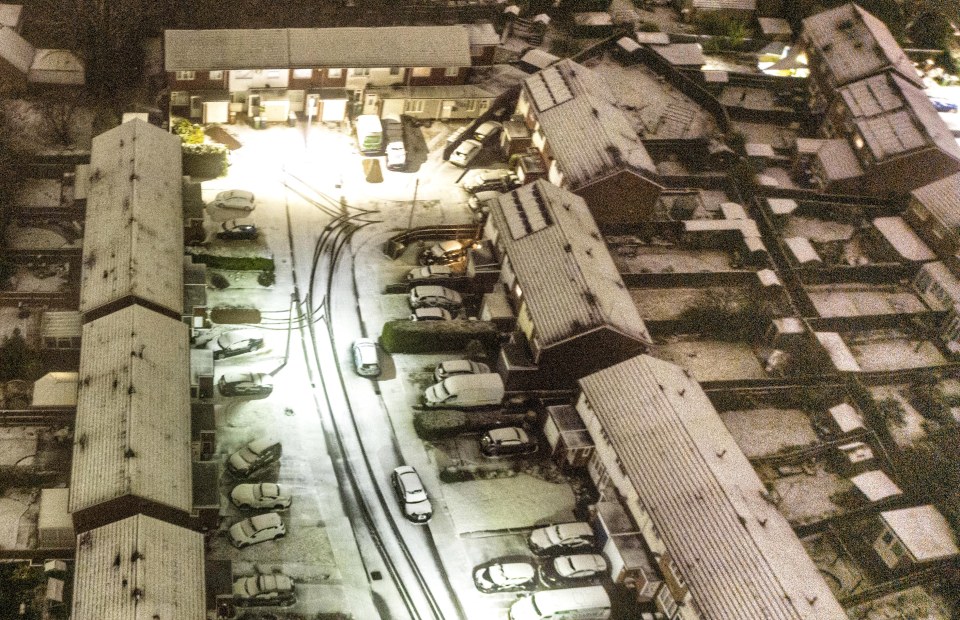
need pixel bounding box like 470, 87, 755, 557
31, 372, 78, 407
80, 120, 183, 317
799, 138, 864, 181
573, 12, 612, 27
766, 197, 798, 215
165, 26, 471, 71
757, 269, 783, 287
465, 22, 499, 47
577, 355, 846, 620
69, 305, 191, 515
72, 515, 205, 619
683, 218, 761, 237
911, 172, 960, 232
757, 17, 792, 37
520, 48, 560, 70
917, 262, 960, 308
850, 470, 901, 502
41, 310, 81, 338
692, 0, 756, 10
635, 31, 670, 45
489, 181, 650, 349
828, 402, 864, 433
29, 48, 84, 85
881, 505, 960, 562
522, 59, 656, 190
38, 488, 71, 533
801, 3, 922, 88
650, 43, 705, 67
0, 25, 33, 73
784, 236, 822, 264
816, 331, 862, 372
872, 216, 935, 261
0, 4, 22, 30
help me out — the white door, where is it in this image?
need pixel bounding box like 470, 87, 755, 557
363, 92, 379, 115
440, 100, 455, 119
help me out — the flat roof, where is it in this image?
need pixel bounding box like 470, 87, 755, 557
71, 515, 205, 619
881, 505, 959, 562
872, 216, 936, 261
578, 355, 846, 620
69, 305, 191, 515
816, 331, 862, 372
850, 470, 901, 502
911, 172, 960, 232
80, 120, 184, 317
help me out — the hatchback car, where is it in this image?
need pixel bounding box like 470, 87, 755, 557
352, 338, 381, 377
480, 427, 537, 457
219, 372, 273, 397
407, 265, 455, 281
409, 285, 463, 311
211, 190, 256, 212
230, 483, 292, 510
391, 465, 432, 523
410, 307, 453, 321
538, 554, 607, 585
529, 522, 595, 555
474, 120, 503, 144
229, 512, 286, 548
474, 561, 536, 592
227, 439, 282, 478
419, 240, 469, 266
450, 139, 483, 167
462, 169, 520, 194
932, 98, 959, 113
434, 359, 491, 382
217, 222, 259, 241
233, 573, 296, 607
214, 329, 265, 360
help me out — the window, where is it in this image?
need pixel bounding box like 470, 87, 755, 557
389, 67, 401, 75
404, 100, 424, 113
463, 100, 477, 112
171, 92, 189, 106
891, 542, 904, 556
175, 71, 195, 81
445, 66, 460, 77
350, 68, 370, 77
881, 531, 894, 544
234, 70, 253, 80
293, 68, 313, 79
911, 206, 928, 222
327, 68, 343, 78
208, 70, 223, 80
412, 67, 431, 77
266, 69, 281, 79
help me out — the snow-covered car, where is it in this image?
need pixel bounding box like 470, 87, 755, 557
233, 573, 296, 606
230, 483, 292, 510
210, 190, 256, 212
409, 285, 463, 311
449, 139, 483, 167
213, 329, 265, 360
217, 221, 259, 241
410, 307, 453, 321
385, 142, 406, 171
474, 561, 536, 592
468, 190, 501, 220
434, 360, 490, 382
462, 169, 519, 194
352, 338, 380, 377
226, 440, 282, 478
418, 240, 470, 266
538, 554, 607, 585
529, 522, 595, 555
407, 265, 455, 281
219, 372, 273, 397
474, 120, 503, 144
229, 512, 286, 548
391, 465, 432, 523
479, 427, 537, 457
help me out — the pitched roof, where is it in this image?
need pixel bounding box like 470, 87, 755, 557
881, 505, 960, 562
0, 25, 33, 73
578, 355, 847, 620
799, 138, 863, 180
802, 3, 921, 88
29, 48, 84, 85
489, 181, 650, 348
80, 120, 184, 317
72, 515, 205, 619
911, 172, 960, 232
757, 17, 793, 37
69, 305, 192, 515
165, 26, 471, 71
465, 22, 499, 47
872, 216, 936, 261
692, 0, 756, 10
522, 59, 656, 189
0, 4, 22, 30
650, 43, 706, 67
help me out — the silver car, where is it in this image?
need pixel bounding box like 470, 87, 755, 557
434, 359, 490, 382
352, 338, 381, 377
210, 189, 255, 212
409, 285, 463, 311
539, 554, 607, 585
450, 139, 482, 167
233, 573, 296, 606
228, 512, 286, 548
391, 465, 432, 523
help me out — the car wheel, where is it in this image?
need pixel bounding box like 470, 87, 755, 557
237, 542, 249, 549
277, 532, 286, 539
274, 504, 285, 510
238, 502, 250, 509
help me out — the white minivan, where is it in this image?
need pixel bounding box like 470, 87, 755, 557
423, 373, 504, 408
508, 586, 611, 620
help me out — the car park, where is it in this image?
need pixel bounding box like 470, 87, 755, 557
450, 139, 483, 167
419, 240, 470, 266
219, 372, 273, 397
227, 439, 282, 478
539, 554, 607, 585
479, 426, 537, 457
410, 307, 453, 321
217, 221, 259, 241
213, 329, 265, 360
352, 338, 381, 377
434, 359, 490, 382
474, 561, 537, 592
529, 522, 595, 555
211, 190, 256, 212
233, 573, 297, 607
474, 120, 503, 144
407, 265, 455, 281
462, 169, 520, 194
229, 512, 286, 548
230, 483, 292, 510
409, 285, 463, 311
391, 465, 432, 523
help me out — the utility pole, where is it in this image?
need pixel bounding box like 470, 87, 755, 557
407, 178, 420, 230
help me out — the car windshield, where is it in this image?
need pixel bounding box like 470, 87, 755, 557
240, 520, 256, 537
434, 381, 452, 399
556, 556, 576, 576
259, 483, 279, 499
238, 446, 258, 464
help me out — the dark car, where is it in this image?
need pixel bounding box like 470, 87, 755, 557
931, 98, 959, 113
213, 329, 265, 360
217, 222, 259, 241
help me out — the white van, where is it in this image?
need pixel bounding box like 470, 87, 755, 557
423, 373, 504, 408
509, 586, 611, 620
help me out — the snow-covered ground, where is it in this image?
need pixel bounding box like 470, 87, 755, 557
845, 330, 947, 371
653, 337, 768, 381
806, 283, 929, 317
719, 408, 818, 459
442, 476, 575, 536
765, 461, 850, 527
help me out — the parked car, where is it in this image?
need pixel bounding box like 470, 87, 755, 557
462, 169, 520, 194
539, 554, 607, 585
229, 512, 286, 548
409, 285, 463, 311
529, 522, 595, 555
480, 426, 537, 457
407, 265, 455, 281
227, 439, 282, 478
434, 359, 491, 382
385, 142, 407, 171
213, 329, 265, 360
219, 372, 273, 397
419, 240, 470, 266
352, 338, 381, 377
450, 139, 483, 167
233, 573, 296, 607
931, 98, 959, 113
391, 465, 432, 523
474, 120, 503, 144
423, 373, 504, 408
474, 561, 537, 592
217, 221, 259, 241
230, 483, 292, 510
509, 586, 611, 620
410, 307, 453, 321
211, 190, 256, 212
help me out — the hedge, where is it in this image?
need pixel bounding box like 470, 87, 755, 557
188, 253, 275, 272
380, 319, 499, 353
413, 409, 533, 440
182, 143, 228, 179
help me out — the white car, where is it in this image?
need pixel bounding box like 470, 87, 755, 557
219, 372, 274, 397
352, 338, 381, 377
407, 265, 455, 281
539, 554, 608, 585
474, 561, 536, 592
529, 522, 595, 555
233, 573, 296, 606
409, 285, 463, 311
213, 329, 265, 360
391, 465, 432, 523
229, 512, 286, 548
450, 139, 483, 167
434, 359, 490, 382
386, 142, 406, 171
474, 120, 503, 143
410, 307, 453, 321
210, 189, 256, 212
462, 169, 519, 194
230, 483, 292, 510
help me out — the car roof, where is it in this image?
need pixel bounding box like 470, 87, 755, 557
487, 426, 528, 442
477, 120, 502, 130
497, 562, 535, 579
246, 438, 277, 453
218, 329, 262, 345
439, 359, 476, 371
354, 338, 376, 348
555, 554, 606, 572
217, 189, 254, 200
554, 522, 593, 537
436, 240, 464, 252
250, 512, 282, 529
412, 284, 453, 296
457, 139, 481, 151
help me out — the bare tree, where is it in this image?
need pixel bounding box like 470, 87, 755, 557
34, 90, 85, 148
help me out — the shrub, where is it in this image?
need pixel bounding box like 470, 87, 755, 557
0, 329, 43, 382
414, 409, 533, 440
190, 252, 275, 272
380, 320, 499, 353
172, 118, 205, 144
257, 270, 276, 287
182, 143, 228, 179
210, 273, 230, 289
